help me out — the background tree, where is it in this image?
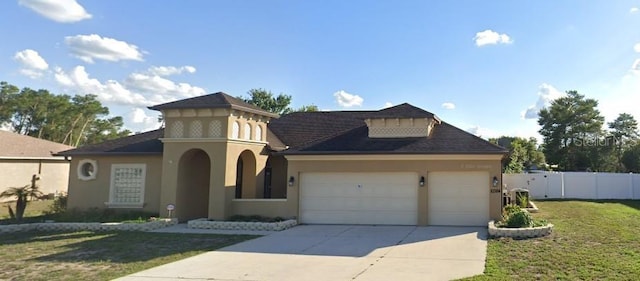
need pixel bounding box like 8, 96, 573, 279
538, 91, 605, 171
242, 89, 293, 115
0, 82, 130, 146
622, 143, 640, 173
608, 113, 639, 171
241, 88, 318, 115
490, 136, 546, 173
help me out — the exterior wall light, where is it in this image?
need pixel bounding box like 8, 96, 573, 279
492, 176, 499, 187
419, 176, 425, 187
288, 176, 295, 186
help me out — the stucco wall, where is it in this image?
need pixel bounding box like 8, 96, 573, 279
0, 159, 69, 201
66, 155, 163, 214
285, 158, 503, 226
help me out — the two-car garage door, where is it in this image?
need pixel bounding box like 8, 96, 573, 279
299, 171, 490, 226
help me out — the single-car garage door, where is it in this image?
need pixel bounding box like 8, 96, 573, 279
428, 171, 490, 226
300, 172, 418, 225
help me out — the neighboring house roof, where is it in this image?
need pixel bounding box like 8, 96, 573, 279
0, 130, 75, 159
58, 98, 507, 156
56, 129, 163, 156
148, 92, 279, 118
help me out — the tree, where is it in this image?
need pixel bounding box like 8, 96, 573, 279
242, 89, 293, 115
0, 174, 43, 222
241, 88, 318, 115
609, 113, 639, 171
490, 136, 546, 173
0, 81, 131, 146
294, 104, 319, 112
538, 91, 605, 171
622, 143, 640, 173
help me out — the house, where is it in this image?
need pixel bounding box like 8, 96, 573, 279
0, 130, 73, 200
58, 92, 508, 226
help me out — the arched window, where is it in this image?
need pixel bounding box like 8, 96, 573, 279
232, 121, 240, 139
244, 123, 252, 140
255, 125, 263, 141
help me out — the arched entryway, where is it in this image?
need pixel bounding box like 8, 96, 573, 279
235, 150, 257, 198
176, 149, 211, 220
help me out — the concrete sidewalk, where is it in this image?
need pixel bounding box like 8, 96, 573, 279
117, 225, 487, 281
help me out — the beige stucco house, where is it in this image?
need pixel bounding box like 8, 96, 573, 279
0, 130, 73, 201
58, 92, 507, 226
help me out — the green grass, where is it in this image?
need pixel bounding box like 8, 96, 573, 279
462, 200, 640, 280
0, 200, 53, 219
0, 231, 257, 280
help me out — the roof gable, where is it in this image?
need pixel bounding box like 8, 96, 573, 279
148, 92, 278, 117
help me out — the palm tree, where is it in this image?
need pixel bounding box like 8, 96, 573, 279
0, 174, 43, 222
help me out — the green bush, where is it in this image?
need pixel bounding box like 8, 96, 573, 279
47, 194, 67, 214
502, 204, 521, 219
505, 209, 533, 228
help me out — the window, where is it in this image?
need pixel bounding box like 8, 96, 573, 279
232, 121, 240, 139
77, 159, 97, 181
255, 125, 263, 141
107, 164, 146, 208
190, 120, 203, 138
170, 121, 184, 138
209, 120, 222, 137
244, 123, 252, 140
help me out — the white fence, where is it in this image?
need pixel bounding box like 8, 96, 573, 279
503, 172, 640, 200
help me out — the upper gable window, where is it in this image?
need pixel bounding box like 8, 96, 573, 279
232, 121, 240, 139
244, 123, 252, 140
255, 125, 263, 141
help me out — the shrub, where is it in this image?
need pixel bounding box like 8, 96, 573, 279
502, 204, 521, 219
505, 209, 533, 228
47, 194, 67, 214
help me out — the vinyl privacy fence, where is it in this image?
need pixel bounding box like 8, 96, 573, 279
503, 172, 640, 200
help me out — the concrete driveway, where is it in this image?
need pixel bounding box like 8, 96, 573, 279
116, 225, 487, 281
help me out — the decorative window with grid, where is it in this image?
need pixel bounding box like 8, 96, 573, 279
190, 120, 203, 138
244, 123, 252, 140
255, 125, 263, 141
232, 121, 240, 139
106, 164, 146, 208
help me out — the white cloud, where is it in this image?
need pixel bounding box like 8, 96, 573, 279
54, 66, 148, 106
19, 0, 91, 23
333, 90, 363, 108
13, 49, 49, 78
147, 66, 196, 76
634, 43, 640, 53
632, 59, 640, 71
54, 65, 206, 108
65, 34, 144, 63
466, 126, 499, 139
631, 7, 639, 14
474, 29, 513, 47
521, 83, 565, 119
441, 102, 455, 110
124, 72, 206, 102
383, 102, 393, 108
128, 108, 161, 132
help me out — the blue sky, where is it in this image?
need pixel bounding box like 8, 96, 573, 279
2, 1, 639, 140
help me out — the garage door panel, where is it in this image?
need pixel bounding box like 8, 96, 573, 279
300, 172, 418, 225
428, 171, 490, 226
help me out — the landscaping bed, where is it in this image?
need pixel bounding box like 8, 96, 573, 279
462, 200, 640, 280
188, 216, 297, 231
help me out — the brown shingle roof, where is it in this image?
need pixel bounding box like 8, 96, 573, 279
148, 92, 279, 118
0, 130, 75, 158
56, 129, 163, 156
59, 101, 506, 156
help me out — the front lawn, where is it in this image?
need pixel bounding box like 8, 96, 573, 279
0, 231, 256, 280
464, 200, 640, 280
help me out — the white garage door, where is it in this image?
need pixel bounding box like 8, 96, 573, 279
300, 172, 418, 225
428, 171, 490, 226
